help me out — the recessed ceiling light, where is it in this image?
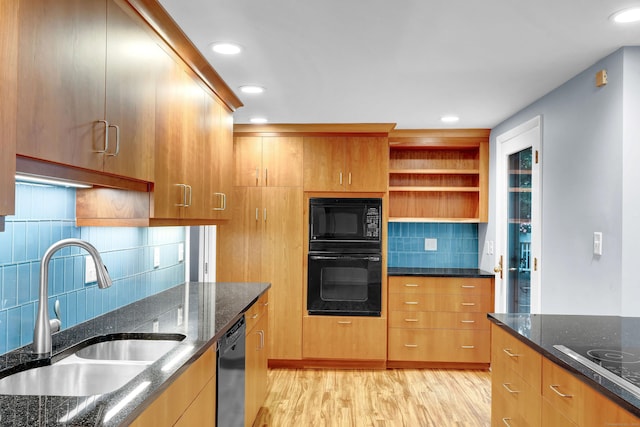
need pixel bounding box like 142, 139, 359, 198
611, 7, 640, 23
210, 42, 242, 55
239, 85, 265, 94
440, 115, 460, 123
250, 117, 268, 124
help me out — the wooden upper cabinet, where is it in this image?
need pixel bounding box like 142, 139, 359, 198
16, 0, 157, 181
303, 136, 388, 192
204, 93, 233, 220
0, 0, 18, 218
234, 136, 303, 187
16, 0, 107, 172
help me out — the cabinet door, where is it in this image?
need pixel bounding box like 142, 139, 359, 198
205, 94, 233, 220
345, 136, 388, 192
152, 54, 188, 219
216, 187, 263, 282
0, 0, 18, 217
302, 316, 387, 360
175, 378, 216, 427
181, 76, 206, 220
303, 136, 345, 191
262, 187, 303, 360
103, 0, 158, 181
234, 137, 263, 187
17, 0, 106, 171
262, 137, 303, 187
246, 311, 268, 427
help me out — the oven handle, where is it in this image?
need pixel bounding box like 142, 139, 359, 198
310, 255, 381, 262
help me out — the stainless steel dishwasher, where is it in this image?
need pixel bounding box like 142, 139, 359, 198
217, 316, 246, 427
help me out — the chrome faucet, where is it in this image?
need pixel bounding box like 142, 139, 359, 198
33, 238, 112, 355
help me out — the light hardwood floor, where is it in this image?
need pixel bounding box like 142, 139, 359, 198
253, 368, 491, 427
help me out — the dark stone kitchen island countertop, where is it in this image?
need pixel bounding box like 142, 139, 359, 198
488, 313, 640, 418
388, 267, 495, 278
0, 281, 270, 426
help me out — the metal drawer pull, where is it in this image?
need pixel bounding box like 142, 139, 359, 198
461, 285, 476, 289
404, 283, 419, 287
549, 384, 573, 398
404, 301, 419, 305
460, 320, 476, 323
337, 321, 352, 325
502, 383, 520, 394
212, 192, 226, 211
404, 318, 419, 322
502, 418, 513, 427
461, 303, 476, 306
251, 313, 258, 319
461, 345, 475, 349
404, 344, 418, 348
503, 348, 521, 358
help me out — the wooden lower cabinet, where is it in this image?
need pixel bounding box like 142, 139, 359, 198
302, 316, 387, 361
0, 0, 17, 220
491, 324, 640, 426
245, 293, 269, 427
131, 346, 216, 426
388, 276, 493, 365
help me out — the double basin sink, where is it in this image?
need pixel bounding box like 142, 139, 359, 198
0, 334, 185, 396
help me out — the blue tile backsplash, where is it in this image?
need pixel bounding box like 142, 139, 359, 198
0, 183, 186, 355
387, 222, 479, 268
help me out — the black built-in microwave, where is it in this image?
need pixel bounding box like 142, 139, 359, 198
309, 198, 382, 252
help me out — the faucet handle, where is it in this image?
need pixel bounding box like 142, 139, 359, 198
50, 300, 61, 333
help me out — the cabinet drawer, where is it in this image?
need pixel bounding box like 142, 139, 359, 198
389, 293, 491, 313
541, 398, 578, 427
542, 358, 583, 424
492, 362, 542, 427
303, 316, 386, 360
389, 276, 492, 295
245, 293, 269, 333
388, 329, 490, 362
388, 311, 489, 330
491, 325, 541, 390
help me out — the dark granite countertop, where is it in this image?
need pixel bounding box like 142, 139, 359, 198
0, 281, 270, 426
488, 313, 640, 418
388, 267, 495, 278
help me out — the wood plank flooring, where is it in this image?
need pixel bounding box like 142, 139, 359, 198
253, 368, 491, 427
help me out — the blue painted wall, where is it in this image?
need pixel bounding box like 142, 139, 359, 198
387, 222, 478, 268
0, 183, 186, 355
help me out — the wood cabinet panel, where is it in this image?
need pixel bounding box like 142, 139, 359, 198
131, 346, 216, 427
246, 302, 268, 427
174, 377, 216, 427
542, 357, 585, 425
491, 359, 542, 426
234, 136, 303, 187
344, 136, 388, 192
388, 329, 490, 363
234, 137, 263, 187
303, 136, 344, 191
302, 316, 386, 360
388, 311, 489, 330
0, 0, 18, 218
16, 0, 107, 171
491, 325, 541, 390
389, 293, 492, 313
389, 276, 492, 295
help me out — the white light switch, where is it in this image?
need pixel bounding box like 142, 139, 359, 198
593, 232, 603, 256
85, 256, 97, 283
154, 247, 160, 268
424, 238, 437, 251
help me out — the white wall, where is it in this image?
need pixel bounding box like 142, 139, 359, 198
482, 47, 638, 315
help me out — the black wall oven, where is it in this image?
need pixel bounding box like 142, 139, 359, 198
307, 198, 382, 317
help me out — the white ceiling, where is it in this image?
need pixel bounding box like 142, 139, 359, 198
157, 0, 640, 129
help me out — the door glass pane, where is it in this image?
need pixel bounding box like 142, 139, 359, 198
321, 267, 368, 301
507, 148, 532, 313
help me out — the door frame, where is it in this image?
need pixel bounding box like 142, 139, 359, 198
495, 116, 542, 313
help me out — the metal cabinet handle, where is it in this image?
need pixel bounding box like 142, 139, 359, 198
255, 208, 259, 221
212, 193, 226, 211
106, 124, 120, 156
549, 384, 573, 398
251, 313, 258, 319
97, 120, 109, 153
265, 168, 268, 186
502, 418, 513, 427
404, 318, 419, 322
502, 383, 520, 394
175, 184, 188, 207
461, 302, 476, 306
186, 185, 192, 207
460, 320, 476, 324
461, 285, 476, 289
337, 321, 352, 325
339, 172, 343, 185
257, 330, 264, 350
461, 345, 475, 349
404, 283, 419, 287
404, 301, 419, 305
404, 344, 418, 348
348, 172, 352, 185
503, 348, 521, 358
263, 208, 267, 222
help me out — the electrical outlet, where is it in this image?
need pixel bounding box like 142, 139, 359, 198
487, 240, 494, 255
424, 238, 437, 251
178, 243, 184, 262
154, 247, 160, 268
85, 256, 97, 283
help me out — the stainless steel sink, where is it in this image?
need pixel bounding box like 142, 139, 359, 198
75, 339, 181, 362
0, 336, 185, 396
